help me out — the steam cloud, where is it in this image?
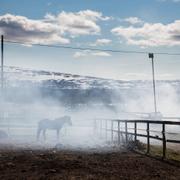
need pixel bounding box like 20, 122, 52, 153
0, 67, 180, 149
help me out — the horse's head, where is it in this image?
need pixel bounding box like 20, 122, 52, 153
63, 116, 72, 126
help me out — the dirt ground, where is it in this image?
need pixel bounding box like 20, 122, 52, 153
0, 145, 179, 180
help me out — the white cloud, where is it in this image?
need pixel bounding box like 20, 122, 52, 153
45, 10, 110, 36
90, 38, 112, 46
0, 10, 110, 44
91, 51, 111, 57
73, 51, 88, 58
73, 50, 111, 58
111, 20, 180, 47
0, 13, 70, 44
124, 17, 143, 25
158, 0, 180, 2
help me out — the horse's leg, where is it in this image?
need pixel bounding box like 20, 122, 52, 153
43, 129, 46, 141
57, 129, 60, 141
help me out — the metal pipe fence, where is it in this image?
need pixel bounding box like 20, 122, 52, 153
94, 118, 180, 159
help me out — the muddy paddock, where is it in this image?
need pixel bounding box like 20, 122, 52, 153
0, 144, 179, 180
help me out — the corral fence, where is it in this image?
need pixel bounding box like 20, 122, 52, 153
94, 119, 180, 159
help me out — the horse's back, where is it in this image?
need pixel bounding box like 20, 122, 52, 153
38, 119, 49, 125
38, 118, 63, 129
38, 119, 54, 129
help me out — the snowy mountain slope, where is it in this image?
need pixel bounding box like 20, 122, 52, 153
4, 66, 130, 89
3, 66, 180, 90
2, 66, 180, 110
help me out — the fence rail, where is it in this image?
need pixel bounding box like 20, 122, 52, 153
95, 119, 180, 159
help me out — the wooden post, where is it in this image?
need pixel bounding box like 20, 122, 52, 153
118, 121, 120, 145
111, 121, 113, 143
125, 121, 128, 145
134, 122, 137, 142
147, 122, 150, 154
162, 123, 166, 159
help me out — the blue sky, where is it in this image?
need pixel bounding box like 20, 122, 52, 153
0, 0, 180, 80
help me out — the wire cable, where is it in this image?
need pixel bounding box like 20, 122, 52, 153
4, 39, 180, 56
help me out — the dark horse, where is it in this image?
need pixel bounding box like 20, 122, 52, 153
37, 116, 72, 141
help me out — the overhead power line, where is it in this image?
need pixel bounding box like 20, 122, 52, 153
4, 39, 180, 56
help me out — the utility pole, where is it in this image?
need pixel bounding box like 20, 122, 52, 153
1, 35, 4, 92
149, 53, 157, 114
0, 35, 4, 125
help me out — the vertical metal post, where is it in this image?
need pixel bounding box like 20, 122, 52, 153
111, 121, 113, 142
118, 121, 120, 145
0, 35, 4, 127
134, 122, 137, 142
125, 121, 128, 145
100, 119, 102, 137
149, 53, 157, 114
1, 35, 4, 91
147, 122, 150, 154
162, 123, 166, 159
105, 119, 107, 141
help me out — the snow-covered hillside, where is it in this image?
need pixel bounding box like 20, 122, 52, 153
1, 66, 180, 113
3, 66, 180, 90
